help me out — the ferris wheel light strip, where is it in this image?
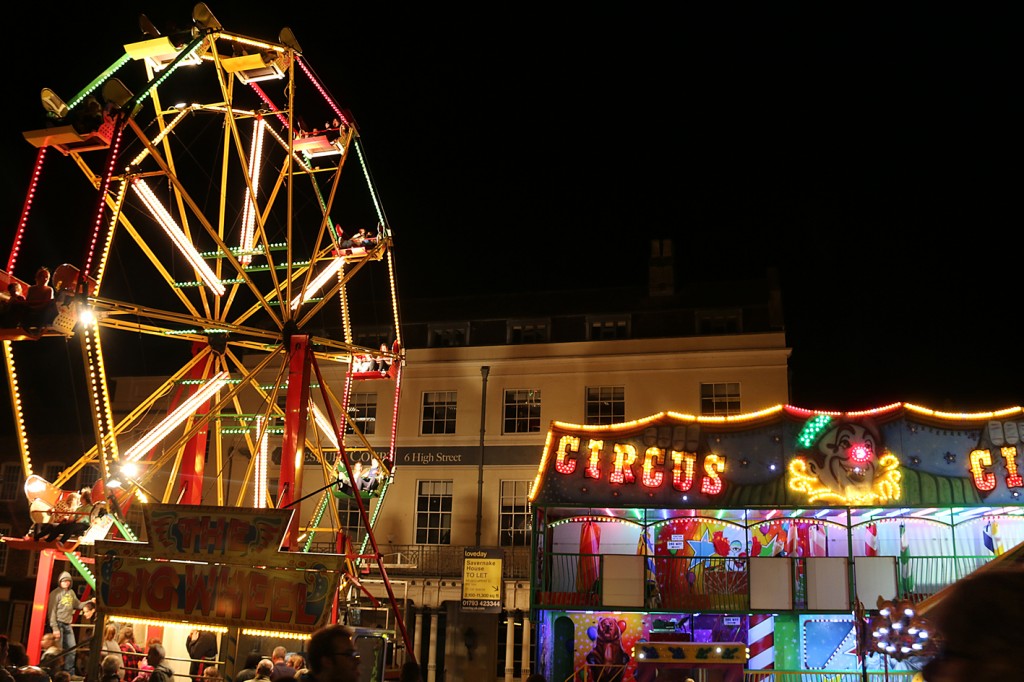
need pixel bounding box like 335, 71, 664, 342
129, 106, 192, 167
255, 415, 268, 508
4, 340, 32, 476
291, 257, 343, 309
239, 117, 267, 265
295, 56, 351, 129
95, 180, 129, 288
84, 324, 120, 469
7, 146, 46, 272
311, 401, 340, 449
131, 178, 226, 295
124, 372, 230, 462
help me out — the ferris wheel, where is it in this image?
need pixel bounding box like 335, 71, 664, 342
1, 2, 409, 649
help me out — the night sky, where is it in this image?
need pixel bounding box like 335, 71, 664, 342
1, 3, 1022, 428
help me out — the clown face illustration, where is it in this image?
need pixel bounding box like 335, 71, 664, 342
789, 416, 901, 504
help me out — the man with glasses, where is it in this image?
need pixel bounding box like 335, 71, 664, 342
303, 626, 360, 682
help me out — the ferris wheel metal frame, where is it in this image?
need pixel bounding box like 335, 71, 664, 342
2, 3, 413, 665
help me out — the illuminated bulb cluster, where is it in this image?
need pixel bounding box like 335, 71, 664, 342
797, 415, 832, 449
123, 372, 229, 462
291, 257, 343, 309
8, 147, 47, 273
869, 597, 933, 661
239, 117, 266, 265
131, 178, 226, 295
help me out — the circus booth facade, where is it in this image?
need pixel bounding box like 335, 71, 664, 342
527, 403, 1024, 681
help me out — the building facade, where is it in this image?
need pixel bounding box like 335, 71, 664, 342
0, 249, 790, 681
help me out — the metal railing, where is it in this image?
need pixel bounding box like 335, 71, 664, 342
744, 671, 917, 682
533, 552, 998, 612
308, 542, 533, 579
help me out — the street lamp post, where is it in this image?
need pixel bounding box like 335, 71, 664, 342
475, 365, 490, 547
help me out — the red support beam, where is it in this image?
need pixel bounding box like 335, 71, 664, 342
277, 335, 312, 549
28, 549, 57, 664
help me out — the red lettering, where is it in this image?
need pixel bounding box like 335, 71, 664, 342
228, 519, 251, 552
672, 451, 696, 492
216, 567, 242, 619
555, 436, 579, 475
105, 569, 132, 608
700, 454, 725, 495
641, 447, 664, 488
203, 517, 226, 553
184, 565, 217, 616
269, 577, 293, 624
293, 582, 317, 626
146, 565, 180, 612
245, 571, 269, 622
609, 444, 637, 484
584, 440, 603, 479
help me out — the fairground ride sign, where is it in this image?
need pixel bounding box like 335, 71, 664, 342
95, 504, 347, 630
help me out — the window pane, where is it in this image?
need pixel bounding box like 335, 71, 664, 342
347, 392, 377, 435
499, 480, 533, 547
415, 479, 453, 545
421, 391, 457, 435
700, 382, 741, 416
585, 385, 625, 425
503, 389, 542, 434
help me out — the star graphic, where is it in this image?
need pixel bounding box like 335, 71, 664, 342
687, 529, 718, 564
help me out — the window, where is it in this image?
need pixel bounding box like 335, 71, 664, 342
508, 320, 549, 344
27, 550, 38, 577
43, 463, 63, 484
499, 480, 533, 547
585, 386, 625, 425
421, 391, 457, 435
701, 382, 741, 416
503, 389, 541, 434
428, 323, 468, 347
696, 309, 742, 335
0, 463, 23, 501
77, 465, 100, 491
415, 480, 452, 545
588, 315, 629, 340
352, 326, 394, 349
0, 524, 8, 574
337, 498, 368, 546
347, 392, 377, 435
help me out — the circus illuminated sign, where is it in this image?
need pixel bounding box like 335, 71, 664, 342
553, 436, 727, 495
531, 406, 1024, 508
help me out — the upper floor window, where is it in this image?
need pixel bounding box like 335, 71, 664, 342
696, 308, 742, 335
352, 326, 394, 350
77, 464, 100, 491
0, 463, 23, 501
421, 391, 457, 435
508, 320, 549, 344
428, 323, 469, 347
585, 386, 625, 425
701, 382, 741, 416
499, 480, 533, 547
504, 389, 542, 434
347, 392, 377, 435
588, 315, 629, 340
43, 462, 63, 485
0, 524, 9, 574
416, 480, 453, 545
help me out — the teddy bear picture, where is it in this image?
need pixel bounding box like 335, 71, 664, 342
586, 616, 630, 681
